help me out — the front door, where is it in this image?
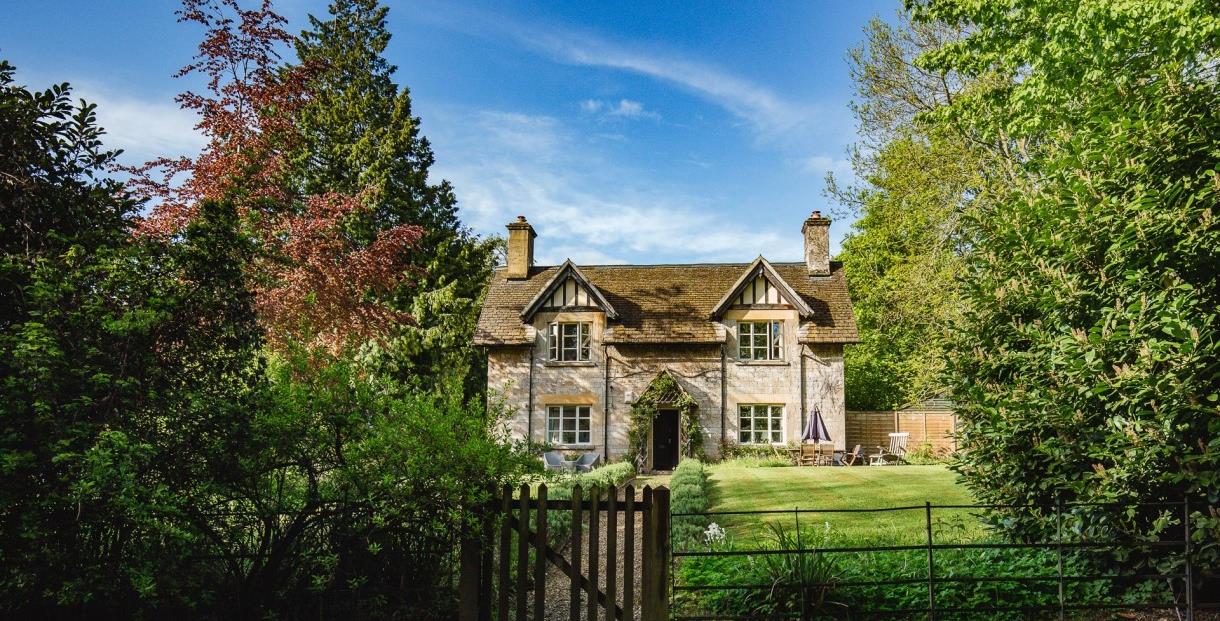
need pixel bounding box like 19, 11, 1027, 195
652, 409, 679, 471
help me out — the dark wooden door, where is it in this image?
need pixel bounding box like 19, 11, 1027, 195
652, 409, 679, 471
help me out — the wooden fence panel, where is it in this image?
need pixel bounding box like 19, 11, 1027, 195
845, 410, 958, 455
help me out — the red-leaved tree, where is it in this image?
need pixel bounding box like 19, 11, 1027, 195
125, 0, 421, 352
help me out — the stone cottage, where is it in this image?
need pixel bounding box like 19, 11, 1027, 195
474, 212, 858, 469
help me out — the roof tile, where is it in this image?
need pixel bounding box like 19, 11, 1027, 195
474, 261, 858, 346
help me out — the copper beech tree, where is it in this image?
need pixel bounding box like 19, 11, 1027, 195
124, 0, 421, 352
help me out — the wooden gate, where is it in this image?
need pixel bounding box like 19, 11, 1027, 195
459, 483, 671, 621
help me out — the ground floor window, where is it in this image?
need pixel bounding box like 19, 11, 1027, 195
547, 405, 591, 445
739, 404, 783, 444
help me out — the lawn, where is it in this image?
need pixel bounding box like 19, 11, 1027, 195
702, 461, 988, 546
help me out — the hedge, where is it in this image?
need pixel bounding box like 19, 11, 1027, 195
669, 460, 710, 549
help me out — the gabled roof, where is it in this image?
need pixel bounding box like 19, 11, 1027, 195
710, 256, 815, 319
474, 260, 858, 346
520, 260, 618, 321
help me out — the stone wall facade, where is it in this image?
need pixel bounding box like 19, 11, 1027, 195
487, 307, 847, 467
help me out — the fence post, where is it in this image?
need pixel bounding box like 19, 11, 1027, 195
1184, 497, 1194, 621
517, 484, 530, 621
641, 486, 653, 621
498, 485, 511, 621
481, 495, 494, 621
925, 501, 935, 621
459, 500, 486, 621
654, 486, 671, 621
570, 485, 584, 621
588, 485, 600, 621
534, 484, 548, 621
625, 485, 636, 620
795, 508, 807, 621
1055, 493, 1065, 621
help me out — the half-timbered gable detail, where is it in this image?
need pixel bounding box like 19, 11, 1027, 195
710, 256, 814, 319
520, 259, 618, 321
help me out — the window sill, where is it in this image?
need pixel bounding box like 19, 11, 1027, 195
549, 444, 595, 450
735, 360, 789, 366
543, 361, 597, 367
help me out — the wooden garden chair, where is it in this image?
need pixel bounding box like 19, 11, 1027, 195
841, 444, 862, 466
798, 443, 820, 466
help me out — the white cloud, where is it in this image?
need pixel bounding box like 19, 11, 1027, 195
73, 84, 204, 164
580, 98, 660, 121
427, 106, 802, 265
524, 30, 811, 140
799, 154, 853, 178
411, 5, 817, 143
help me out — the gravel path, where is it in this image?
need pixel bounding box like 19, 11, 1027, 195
539, 486, 649, 621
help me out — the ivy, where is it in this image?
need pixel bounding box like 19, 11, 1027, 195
626, 371, 704, 470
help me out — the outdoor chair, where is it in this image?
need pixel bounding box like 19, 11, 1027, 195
798, 443, 820, 466
574, 452, 601, 472
888, 433, 910, 464
816, 442, 834, 466
868, 433, 910, 465
542, 451, 571, 472
841, 444, 862, 466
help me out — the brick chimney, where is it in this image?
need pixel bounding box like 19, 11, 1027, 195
505, 215, 536, 279
802, 210, 831, 276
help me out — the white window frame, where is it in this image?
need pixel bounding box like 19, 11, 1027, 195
738, 404, 784, 445
548, 322, 592, 362
737, 320, 783, 360
546, 405, 592, 445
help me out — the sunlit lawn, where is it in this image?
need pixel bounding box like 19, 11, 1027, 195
704, 462, 988, 546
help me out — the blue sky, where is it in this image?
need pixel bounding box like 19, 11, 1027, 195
1, 0, 896, 265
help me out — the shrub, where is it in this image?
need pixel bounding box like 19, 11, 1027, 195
720, 443, 789, 461
540, 461, 637, 550
670, 460, 711, 549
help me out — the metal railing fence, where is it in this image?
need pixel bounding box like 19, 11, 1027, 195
670, 497, 1216, 620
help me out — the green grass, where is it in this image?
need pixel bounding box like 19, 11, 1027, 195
702, 461, 987, 546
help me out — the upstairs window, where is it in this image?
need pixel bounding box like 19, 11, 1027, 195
547, 405, 591, 445
548, 322, 591, 361
738, 320, 783, 360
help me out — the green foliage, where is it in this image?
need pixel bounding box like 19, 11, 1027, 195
238, 353, 537, 619
540, 461, 636, 550
676, 522, 843, 619
831, 14, 975, 410
718, 443, 789, 462
625, 371, 703, 469
0, 57, 536, 618
908, 0, 1220, 576
670, 460, 711, 549
292, 0, 497, 396
0, 60, 264, 614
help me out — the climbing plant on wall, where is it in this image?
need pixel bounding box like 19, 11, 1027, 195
626, 371, 704, 469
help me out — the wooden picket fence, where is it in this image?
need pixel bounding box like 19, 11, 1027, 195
459, 483, 671, 621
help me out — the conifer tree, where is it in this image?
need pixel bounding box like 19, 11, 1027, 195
293, 0, 497, 392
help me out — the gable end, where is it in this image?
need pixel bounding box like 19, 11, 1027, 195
520, 260, 619, 321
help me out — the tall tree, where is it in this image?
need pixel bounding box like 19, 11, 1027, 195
292, 0, 498, 392
830, 14, 976, 410
1, 59, 264, 613
125, 0, 423, 354
912, 0, 1220, 570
